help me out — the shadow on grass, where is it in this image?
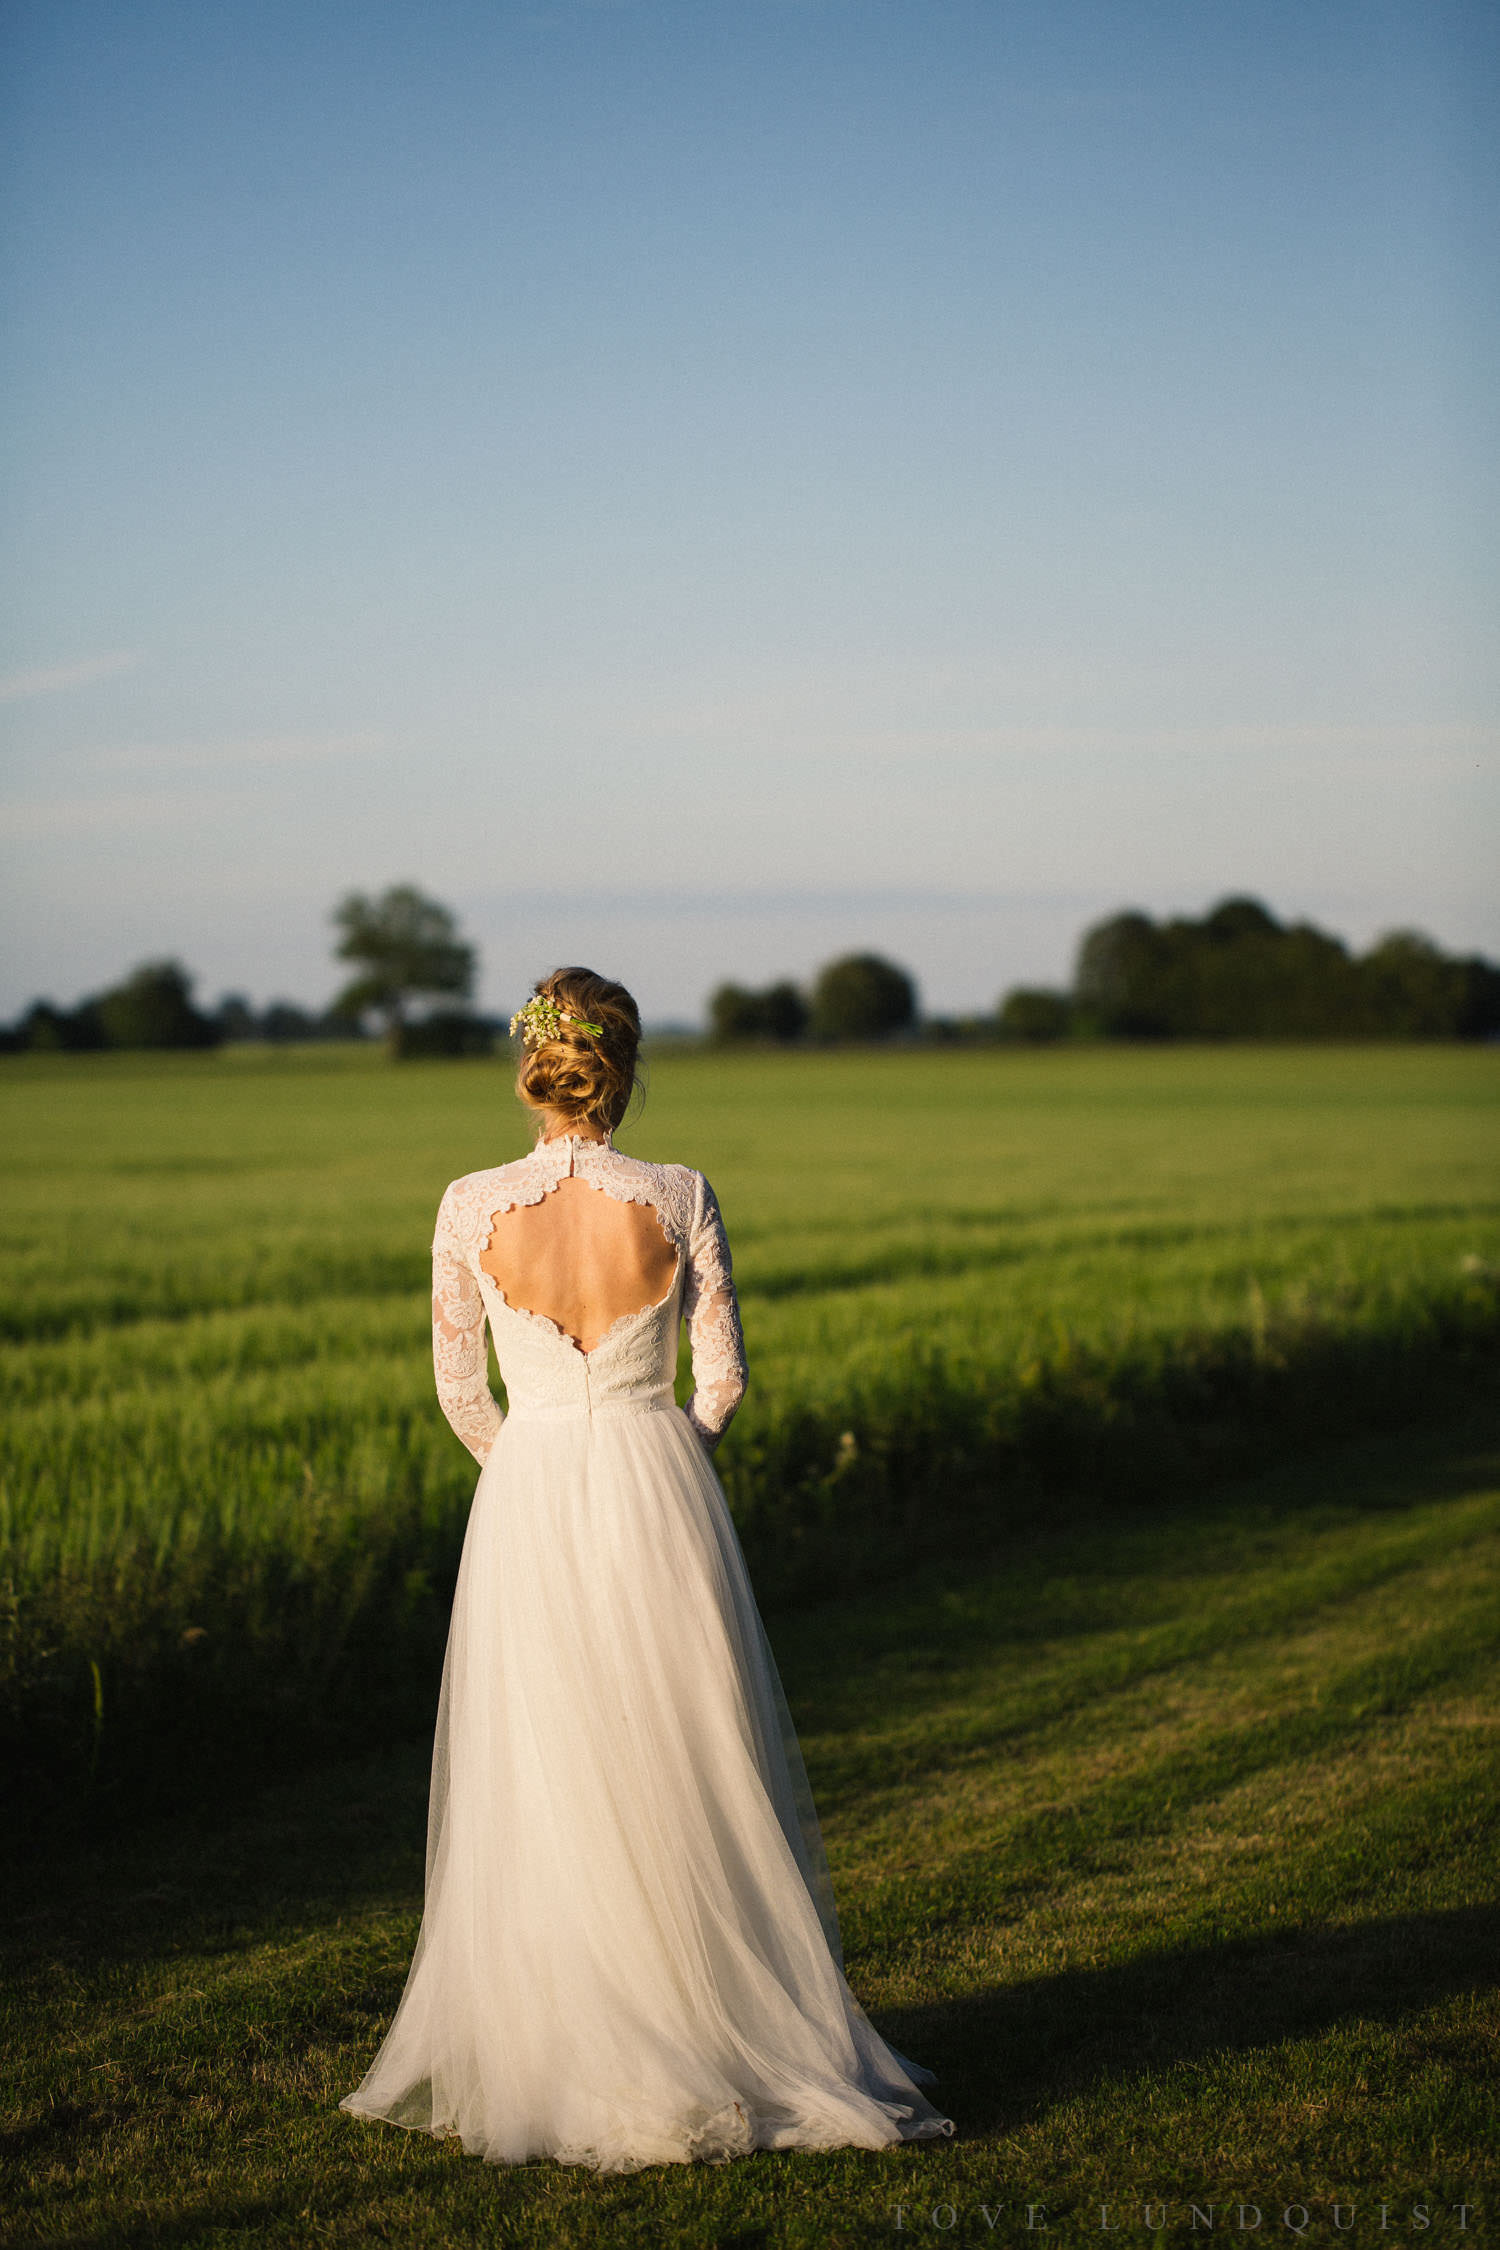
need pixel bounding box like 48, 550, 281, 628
15, 2202, 276, 2250
894, 1903, 1500, 2134
7, 1402, 1498, 1988
1, 1741, 433, 1987
771, 1398, 1500, 1737
9, 1907, 1494, 2239
29, 2202, 284, 2250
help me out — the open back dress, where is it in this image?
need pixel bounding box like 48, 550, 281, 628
340, 1128, 955, 2173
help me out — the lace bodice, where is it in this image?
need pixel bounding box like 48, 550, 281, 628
431, 1133, 748, 1464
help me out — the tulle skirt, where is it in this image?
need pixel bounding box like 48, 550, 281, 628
340, 1404, 955, 2172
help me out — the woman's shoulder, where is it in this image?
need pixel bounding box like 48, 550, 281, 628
432, 1151, 547, 1247
607, 1146, 703, 1184
439, 1151, 538, 1202
595, 1146, 708, 1221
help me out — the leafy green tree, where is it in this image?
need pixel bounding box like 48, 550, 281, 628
1358, 931, 1466, 1038
214, 993, 259, 1042
1072, 896, 1498, 1039
261, 1001, 319, 1043
998, 988, 1072, 1042
1455, 955, 1500, 1038
332, 885, 476, 1039
809, 953, 916, 1041
1074, 911, 1172, 1036
392, 1011, 496, 1059
1176, 909, 1358, 1037
16, 998, 108, 1051
758, 981, 809, 1042
709, 980, 809, 1043
96, 961, 220, 1049
1200, 895, 1281, 946
709, 985, 761, 1040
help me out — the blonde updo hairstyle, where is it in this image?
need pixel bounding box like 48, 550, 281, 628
514, 966, 642, 1136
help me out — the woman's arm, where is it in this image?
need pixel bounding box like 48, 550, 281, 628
682, 1172, 749, 1450
432, 1188, 504, 1465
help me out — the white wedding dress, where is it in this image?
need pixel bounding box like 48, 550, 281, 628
340, 1129, 955, 2173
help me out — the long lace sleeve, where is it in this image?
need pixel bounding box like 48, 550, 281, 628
432, 1189, 503, 1465
682, 1172, 748, 1451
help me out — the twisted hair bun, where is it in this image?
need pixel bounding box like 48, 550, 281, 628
514, 967, 641, 1134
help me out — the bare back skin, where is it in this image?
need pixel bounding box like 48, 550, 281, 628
480, 1173, 680, 1354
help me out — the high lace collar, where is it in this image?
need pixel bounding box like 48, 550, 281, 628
535, 1128, 614, 1153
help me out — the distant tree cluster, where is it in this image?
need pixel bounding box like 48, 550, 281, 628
0, 885, 492, 1059
996, 896, 1500, 1043
709, 980, 810, 1043
708, 900, 1498, 1050
213, 994, 369, 1044
995, 988, 1073, 1043
0, 959, 374, 1054
709, 954, 918, 1044
1, 961, 223, 1053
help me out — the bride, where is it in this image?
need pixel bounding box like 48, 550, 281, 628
341, 966, 955, 2173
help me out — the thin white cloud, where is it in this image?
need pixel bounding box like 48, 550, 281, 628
0, 651, 141, 703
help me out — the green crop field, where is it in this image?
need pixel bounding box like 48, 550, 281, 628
2, 1041, 1497, 1821
2, 1042, 1498, 2242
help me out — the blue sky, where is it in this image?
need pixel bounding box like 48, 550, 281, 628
2, 0, 1495, 1023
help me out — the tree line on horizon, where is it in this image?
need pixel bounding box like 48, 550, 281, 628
715, 895, 1500, 1045
4, 887, 1497, 1055
1059, 896, 1500, 1042
0, 887, 475, 1057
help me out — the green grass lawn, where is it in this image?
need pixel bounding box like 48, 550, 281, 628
3, 1407, 1496, 2246
3, 1042, 1496, 1817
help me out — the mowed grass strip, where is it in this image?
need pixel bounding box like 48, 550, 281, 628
2, 1412, 1496, 2248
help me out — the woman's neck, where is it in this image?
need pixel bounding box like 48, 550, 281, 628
537, 1111, 610, 1146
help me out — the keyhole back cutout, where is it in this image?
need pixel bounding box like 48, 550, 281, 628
479, 1176, 680, 1356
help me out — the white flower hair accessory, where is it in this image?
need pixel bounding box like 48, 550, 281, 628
509, 995, 605, 1048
